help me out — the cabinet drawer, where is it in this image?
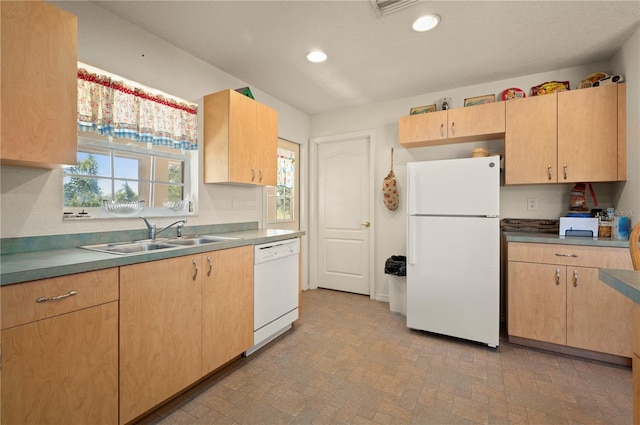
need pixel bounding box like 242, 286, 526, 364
508, 242, 633, 269
1, 268, 119, 329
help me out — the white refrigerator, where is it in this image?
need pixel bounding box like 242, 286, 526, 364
406, 156, 500, 348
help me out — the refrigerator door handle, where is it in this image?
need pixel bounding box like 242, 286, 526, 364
408, 216, 415, 265
408, 168, 415, 214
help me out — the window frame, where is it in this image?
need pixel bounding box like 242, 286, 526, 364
63, 134, 194, 219
265, 141, 298, 226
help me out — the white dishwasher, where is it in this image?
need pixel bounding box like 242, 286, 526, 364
246, 238, 300, 355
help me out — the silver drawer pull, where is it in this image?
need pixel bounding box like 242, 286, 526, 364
193, 259, 199, 281
555, 253, 578, 258
36, 290, 78, 303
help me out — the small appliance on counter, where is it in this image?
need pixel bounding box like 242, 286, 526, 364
559, 216, 599, 238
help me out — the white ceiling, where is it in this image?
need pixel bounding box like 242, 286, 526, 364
91, 0, 640, 116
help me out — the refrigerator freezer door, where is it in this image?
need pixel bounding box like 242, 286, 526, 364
407, 156, 500, 217
407, 215, 499, 347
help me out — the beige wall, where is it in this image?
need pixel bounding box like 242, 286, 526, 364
309, 31, 640, 299
0, 1, 310, 239
1, 2, 637, 298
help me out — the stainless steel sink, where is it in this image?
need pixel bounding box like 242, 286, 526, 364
165, 235, 240, 246
81, 241, 178, 255
81, 235, 241, 254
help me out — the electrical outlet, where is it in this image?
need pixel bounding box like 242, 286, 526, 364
527, 198, 538, 211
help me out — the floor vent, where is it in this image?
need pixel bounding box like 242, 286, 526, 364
369, 0, 418, 16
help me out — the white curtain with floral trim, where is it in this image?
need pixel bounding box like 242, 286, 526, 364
77, 67, 198, 150
277, 147, 295, 188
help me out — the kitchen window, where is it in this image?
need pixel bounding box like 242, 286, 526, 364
64, 63, 198, 219
63, 134, 194, 218
266, 140, 299, 225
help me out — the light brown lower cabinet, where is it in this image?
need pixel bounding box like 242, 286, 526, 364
201, 245, 254, 375
634, 354, 640, 424
119, 255, 203, 424
0, 246, 254, 425
508, 242, 634, 358
634, 304, 640, 423
1, 269, 119, 425
120, 246, 254, 424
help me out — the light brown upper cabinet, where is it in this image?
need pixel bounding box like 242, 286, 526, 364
505, 84, 626, 184
399, 102, 505, 147
504, 94, 558, 184
203, 89, 278, 186
558, 83, 625, 183
1, 0, 78, 169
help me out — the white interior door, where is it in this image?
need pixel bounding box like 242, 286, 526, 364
313, 133, 372, 295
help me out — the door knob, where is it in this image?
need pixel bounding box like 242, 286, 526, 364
361, 221, 370, 228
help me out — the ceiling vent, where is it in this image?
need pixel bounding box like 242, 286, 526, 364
370, 0, 418, 16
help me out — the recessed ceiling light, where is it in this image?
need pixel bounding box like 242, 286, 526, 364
306, 50, 327, 63
412, 14, 440, 32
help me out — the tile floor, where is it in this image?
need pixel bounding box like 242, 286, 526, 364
137, 289, 633, 424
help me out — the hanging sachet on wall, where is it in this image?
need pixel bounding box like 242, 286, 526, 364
382, 148, 399, 211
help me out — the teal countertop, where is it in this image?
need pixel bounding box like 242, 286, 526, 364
599, 268, 640, 305
504, 232, 630, 248
1, 226, 304, 286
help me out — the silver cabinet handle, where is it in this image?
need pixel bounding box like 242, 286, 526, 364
547, 165, 552, 181
555, 268, 560, 286
555, 253, 578, 258
251, 168, 255, 182
207, 255, 213, 277
259, 170, 263, 183
36, 290, 78, 303
450, 121, 456, 136
563, 164, 568, 180
573, 269, 578, 287
440, 123, 445, 138
192, 258, 199, 281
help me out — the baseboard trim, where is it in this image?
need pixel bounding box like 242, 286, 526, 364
375, 292, 389, 302
508, 335, 631, 367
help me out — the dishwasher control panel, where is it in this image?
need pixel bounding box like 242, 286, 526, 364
254, 238, 300, 264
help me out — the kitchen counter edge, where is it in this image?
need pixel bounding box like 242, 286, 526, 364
599, 268, 640, 305
504, 232, 630, 248
0, 229, 305, 286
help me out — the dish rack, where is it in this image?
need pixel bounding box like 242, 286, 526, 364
103, 200, 145, 217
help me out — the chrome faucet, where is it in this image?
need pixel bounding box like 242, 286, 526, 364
140, 217, 186, 240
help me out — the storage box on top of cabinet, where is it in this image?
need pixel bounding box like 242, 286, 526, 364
1, 0, 78, 169
203, 89, 278, 186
